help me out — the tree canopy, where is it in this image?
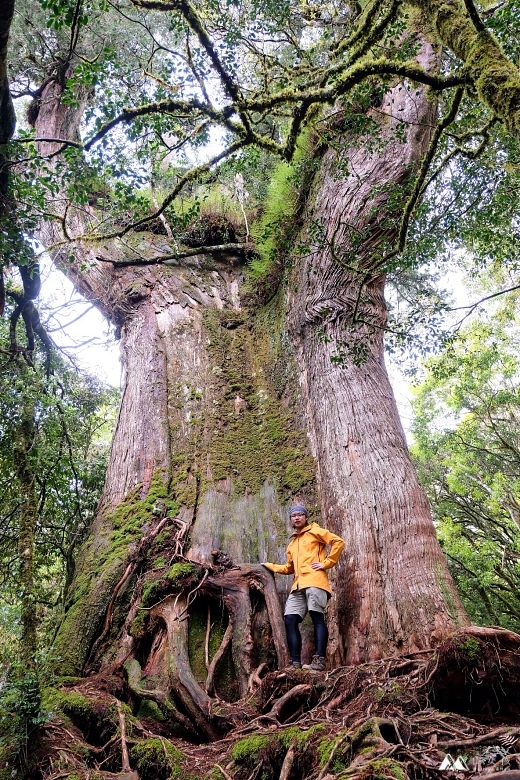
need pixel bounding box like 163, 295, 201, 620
2, 0, 520, 279
0, 0, 519, 372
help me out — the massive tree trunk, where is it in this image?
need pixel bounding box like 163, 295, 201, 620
34, 41, 467, 738
288, 48, 468, 664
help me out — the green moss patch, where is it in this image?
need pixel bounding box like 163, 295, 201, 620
136, 698, 166, 722
318, 731, 350, 772
130, 738, 183, 780
140, 562, 202, 609
231, 734, 272, 766
43, 688, 117, 746
249, 127, 318, 283
203, 308, 316, 500
231, 726, 322, 778
279, 723, 325, 749
129, 610, 150, 639
454, 635, 482, 661
361, 758, 407, 780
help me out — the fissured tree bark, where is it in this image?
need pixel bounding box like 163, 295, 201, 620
287, 45, 468, 664
34, 40, 467, 735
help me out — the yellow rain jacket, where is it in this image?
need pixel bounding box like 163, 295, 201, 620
264, 523, 344, 595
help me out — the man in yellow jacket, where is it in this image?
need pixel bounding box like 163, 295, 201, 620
263, 504, 345, 672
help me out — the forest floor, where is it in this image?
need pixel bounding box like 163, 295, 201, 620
33, 626, 520, 780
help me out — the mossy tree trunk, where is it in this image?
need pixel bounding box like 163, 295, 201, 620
34, 47, 467, 739
0, 0, 15, 196
13, 389, 39, 668
0, 0, 15, 317
12, 376, 43, 771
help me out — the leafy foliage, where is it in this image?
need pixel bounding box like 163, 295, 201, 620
386, 97, 520, 360
411, 304, 520, 630
0, 312, 118, 646
0, 656, 50, 775
3, 0, 500, 249
2, 0, 520, 365
0, 292, 117, 771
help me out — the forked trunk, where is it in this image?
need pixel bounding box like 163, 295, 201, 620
34, 45, 467, 738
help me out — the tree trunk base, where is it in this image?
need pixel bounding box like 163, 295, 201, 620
28, 627, 520, 780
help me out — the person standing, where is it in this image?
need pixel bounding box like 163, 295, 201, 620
263, 504, 345, 671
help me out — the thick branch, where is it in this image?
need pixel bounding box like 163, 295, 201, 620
84, 98, 239, 151
103, 242, 254, 267
411, 0, 520, 135
244, 57, 466, 113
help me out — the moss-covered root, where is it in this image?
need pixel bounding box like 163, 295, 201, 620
349, 758, 409, 780
130, 738, 184, 780
151, 594, 231, 740
316, 719, 404, 778
424, 626, 520, 715
54, 471, 181, 677
37, 687, 131, 776
231, 727, 321, 780
39, 688, 196, 780
124, 658, 194, 734
229, 722, 407, 780
43, 687, 120, 745
351, 717, 401, 752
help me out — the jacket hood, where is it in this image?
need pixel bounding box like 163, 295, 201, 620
290, 523, 313, 537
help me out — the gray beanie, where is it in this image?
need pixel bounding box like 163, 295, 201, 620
289, 504, 308, 517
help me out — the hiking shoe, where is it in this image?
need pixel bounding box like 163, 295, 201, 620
302, 655, 326, 672
285, 660, 302, 670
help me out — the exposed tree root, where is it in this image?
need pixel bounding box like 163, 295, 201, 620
279, 739, 297, 780
85, 515, 175, 674
269, 682, 314, 723
116, 700, 138, 779
206, 619, 234, 696
31, 620, 520, 780
108, 559, 289, 737
151, 594, 227, 740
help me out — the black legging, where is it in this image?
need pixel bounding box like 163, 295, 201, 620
284, 611, 329, 661
309, 610, 328, 657
284, 614, 302, 661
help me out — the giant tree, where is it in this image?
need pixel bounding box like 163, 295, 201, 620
4, 0, 520, 753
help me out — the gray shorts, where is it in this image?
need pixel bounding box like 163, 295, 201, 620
284, 587, 329, 618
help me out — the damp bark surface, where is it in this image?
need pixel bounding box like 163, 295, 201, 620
287, 45, 468, 664
33, 39, 467, 725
